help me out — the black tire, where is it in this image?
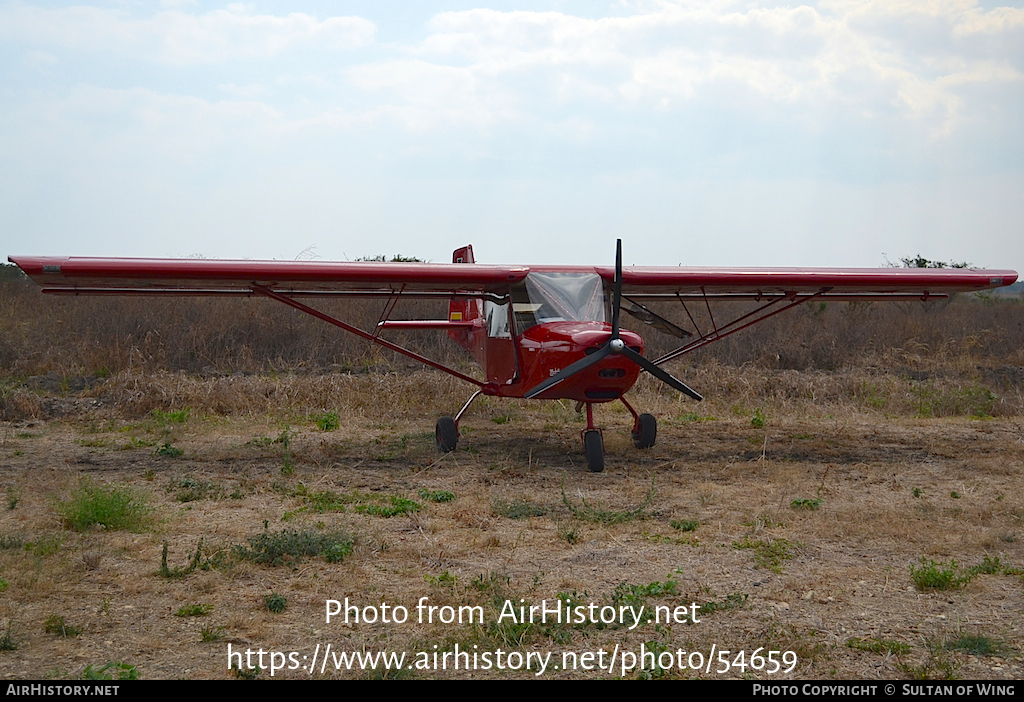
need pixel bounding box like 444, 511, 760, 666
436, 416, 458, 452
583, 430, 605, 473
632, 413, 657, 449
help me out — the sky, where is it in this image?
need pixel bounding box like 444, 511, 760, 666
1, 0, 1022, 270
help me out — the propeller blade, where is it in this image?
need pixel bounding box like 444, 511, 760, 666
620, 346, 703, 401
623, 302, 693, 339
524, 345, 612, 399
611, 239, 622, 339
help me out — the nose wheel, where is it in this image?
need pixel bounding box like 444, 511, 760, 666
583, 430, 605, 473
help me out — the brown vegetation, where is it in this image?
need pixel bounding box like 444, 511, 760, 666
1, 279, 1023, 680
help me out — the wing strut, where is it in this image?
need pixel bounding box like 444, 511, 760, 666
653, 290, 828, 367
251, 285, 487, 389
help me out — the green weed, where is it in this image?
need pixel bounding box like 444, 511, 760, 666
354, 496, 421, 518
670, 519, 699, 532
264, 593, 288, 614
26, 534, 62, 557
557, 521, 580, 544
791, 498, 822, 511
151, 408, 190, 425
314, 412, 339, 431
945, 634, 1009, 657
634, 640, 679, 680
680, 412, 716, 423
896, 638, 960, 680
82, 662, 138, 681
909, 557, 975, 591
233, 528, 354, 567
911, 381, 997, 418
170, 477, 220, 502
426, 570, 459, 590
43, 615, 82, 637
609, 578, 679, 616
56, 479, 153, 532
0, 620, 17, 651
200, 626, 226, 642
292, 486, 419, 517
418, 489, 455, 503
174, 603, 213, 617
751, 408, 767, 428
734, 538, 799, 573
233, 665, 260, 679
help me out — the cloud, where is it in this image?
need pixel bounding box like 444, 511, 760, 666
348, 59, 521, 130
359, 1, 1022, 138
0, 3, 376, 65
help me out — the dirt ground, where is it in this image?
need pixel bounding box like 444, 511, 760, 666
1, 379, 1023, 680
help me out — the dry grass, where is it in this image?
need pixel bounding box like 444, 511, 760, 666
1, 277, 1023, 679
1, 369, 1023, 680
2, 278, 1022, 378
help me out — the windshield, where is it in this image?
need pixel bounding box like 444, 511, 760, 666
511, 272, 606, 333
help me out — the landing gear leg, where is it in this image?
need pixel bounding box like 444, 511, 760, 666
580, 403, 605, 473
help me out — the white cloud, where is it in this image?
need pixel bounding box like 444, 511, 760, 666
0, 3, 376, 65
360, 1, 1021, 137
348, 59, 521, 130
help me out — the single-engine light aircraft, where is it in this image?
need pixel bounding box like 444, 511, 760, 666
9, 243, 1017, 472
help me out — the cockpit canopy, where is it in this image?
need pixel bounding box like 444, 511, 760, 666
486, 272, 606, 338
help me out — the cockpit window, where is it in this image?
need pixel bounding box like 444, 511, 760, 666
511, 272, 606, 333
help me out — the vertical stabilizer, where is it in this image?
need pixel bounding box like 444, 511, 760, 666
448, 246, 481, 350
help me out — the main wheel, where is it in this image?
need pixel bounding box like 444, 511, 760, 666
435, 416, 458, 452
583, 430, 605, 473
632, 413, 657, 449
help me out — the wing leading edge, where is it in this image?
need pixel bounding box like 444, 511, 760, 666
7, 255, 1017, 299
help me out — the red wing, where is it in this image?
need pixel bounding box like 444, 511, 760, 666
8, 256, 1017, 299
606, 266, 1018, 299
7, 256, 526, 296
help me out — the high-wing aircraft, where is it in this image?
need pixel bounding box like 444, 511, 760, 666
9, 243, 1017, 472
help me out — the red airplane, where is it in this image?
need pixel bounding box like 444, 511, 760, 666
9, 243, 1017, 472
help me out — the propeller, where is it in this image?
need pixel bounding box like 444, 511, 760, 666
525, 240, 702, 401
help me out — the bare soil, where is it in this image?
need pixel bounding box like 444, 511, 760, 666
1, 373, 1023, 680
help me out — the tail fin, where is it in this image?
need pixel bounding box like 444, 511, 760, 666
448, 245, 481, 349
452, 245, 475, 265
